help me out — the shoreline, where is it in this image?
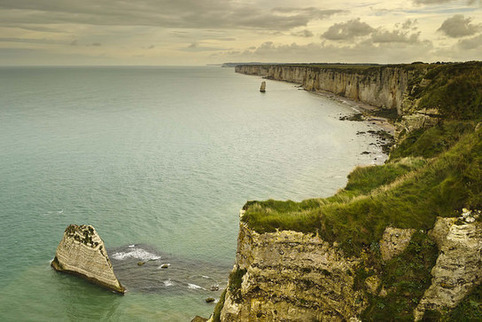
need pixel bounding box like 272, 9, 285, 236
306, 86, 396, 136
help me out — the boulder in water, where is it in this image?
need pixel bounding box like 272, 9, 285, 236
51, 224, 126, 294
260, 81, 266, 93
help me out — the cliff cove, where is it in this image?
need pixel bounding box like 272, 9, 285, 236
0, 67, 391, 321
211, 62, 482, 321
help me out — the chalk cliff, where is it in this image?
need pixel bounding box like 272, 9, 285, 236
215, 211, 481, 321
220, 214, 365, 321
210, 62, 481, 321
51, 224, 125, 294
235, 64, 423, 114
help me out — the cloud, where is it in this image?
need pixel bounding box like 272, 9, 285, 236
413, 0, 480, 4
437, 15, 481, 38
182, 42, 229, 52
457, 33, 482, 49
371, 29, 421, 44
0, 1, 342, 31
291, 29, 314, 37
221, 39, 434, 64
322, 19, 375, 40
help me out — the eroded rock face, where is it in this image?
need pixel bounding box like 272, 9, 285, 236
51, 224, 125, 294
380, 227, 416, 261
414, 214, 481, 320
235, 65, 418, 114
219, 216, 366, 321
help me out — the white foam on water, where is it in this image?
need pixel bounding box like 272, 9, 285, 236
164, 279, 174, 287
187, 283, 205, 290
128, 244, 135, 248
158, 263, 170, 269
111, 247, 161, 261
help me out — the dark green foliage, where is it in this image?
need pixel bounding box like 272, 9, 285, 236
390, 121, 476, 160
447, 283, 482, 321
370, 108, 400, 121
415, 62, 482, 120
421, 310, 443, 321
361, 232, 438, 321
228, 267, 247, 303
344, 159, 426, 196
212, 289, 226, 322
242, 126, 481, 256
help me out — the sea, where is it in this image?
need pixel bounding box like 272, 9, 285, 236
0, 66, 387, 321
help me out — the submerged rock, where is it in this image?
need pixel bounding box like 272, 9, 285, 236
51, 224, 125, 294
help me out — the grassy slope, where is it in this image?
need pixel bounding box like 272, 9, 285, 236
242, 122, 481, 255
235, 61, 481, 320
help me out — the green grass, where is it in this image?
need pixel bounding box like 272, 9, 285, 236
390, 121, 476, 161
242, 125, 481, 256
361, 232, 439, 321
212, 289, 227, 322
228, 267, 247, 303
446, 283, 482, 321
415, 62, 482, 120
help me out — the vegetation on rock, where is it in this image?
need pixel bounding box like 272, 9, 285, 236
237, 62, 481, 320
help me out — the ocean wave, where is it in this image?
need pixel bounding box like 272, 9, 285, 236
187, 283, 205, 290
111, 247, 161, 261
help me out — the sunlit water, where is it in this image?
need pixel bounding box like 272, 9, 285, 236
0, 66, 386, 321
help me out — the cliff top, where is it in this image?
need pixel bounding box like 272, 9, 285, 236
241, 61, 482, 256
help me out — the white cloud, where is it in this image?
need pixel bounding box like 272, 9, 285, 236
438, 14, 481, 37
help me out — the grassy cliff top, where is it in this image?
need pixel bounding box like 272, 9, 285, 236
237, 61, 482, 80
243, 121, 481, 255
241, 62, 482, 255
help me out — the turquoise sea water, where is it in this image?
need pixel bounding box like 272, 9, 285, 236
0, 66, 385, 321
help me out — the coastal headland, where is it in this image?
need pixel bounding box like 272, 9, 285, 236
210, 62, 481, 321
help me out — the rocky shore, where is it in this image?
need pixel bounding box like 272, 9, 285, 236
209, 62, 481, 321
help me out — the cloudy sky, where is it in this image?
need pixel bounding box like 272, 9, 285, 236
0, 0, 480, 65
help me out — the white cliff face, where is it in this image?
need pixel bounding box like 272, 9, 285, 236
216, 211, 481, 321
220, 219, 367, 321
414, 213, 481, 320
51, 224, 125, 294
235, 65, 417, 114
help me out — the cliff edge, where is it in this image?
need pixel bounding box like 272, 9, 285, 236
211, 62, 481, 321
51, 224, 125, 294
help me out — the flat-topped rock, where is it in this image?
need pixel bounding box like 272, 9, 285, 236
51, 224, 125, 294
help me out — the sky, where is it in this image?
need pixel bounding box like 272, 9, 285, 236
0, 0, 481, 65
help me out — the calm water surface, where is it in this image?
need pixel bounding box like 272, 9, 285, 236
0, 66, 385, 321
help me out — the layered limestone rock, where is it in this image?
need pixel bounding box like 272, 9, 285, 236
380, 227, 416, 261
414, 212, 481, 320
235, 65, 425, 114
51, 224, 125, 294
219, 213, 367, 321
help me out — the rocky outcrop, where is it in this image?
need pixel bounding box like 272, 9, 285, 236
380, 227, 416, 261
219, 213, 366, 321
414, 211, 481, 320
51, 224, 125, 294
236, 64, 427, 115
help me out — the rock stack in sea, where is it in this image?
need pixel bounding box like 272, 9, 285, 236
51, 224, 125, 294
259, 81, 266, 93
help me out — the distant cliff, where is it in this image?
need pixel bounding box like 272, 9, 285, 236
210, 62, 481, 321
235, 64, 423, 114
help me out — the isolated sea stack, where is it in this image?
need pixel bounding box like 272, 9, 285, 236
260, 81, 266, 92
51, 224, 125, 294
